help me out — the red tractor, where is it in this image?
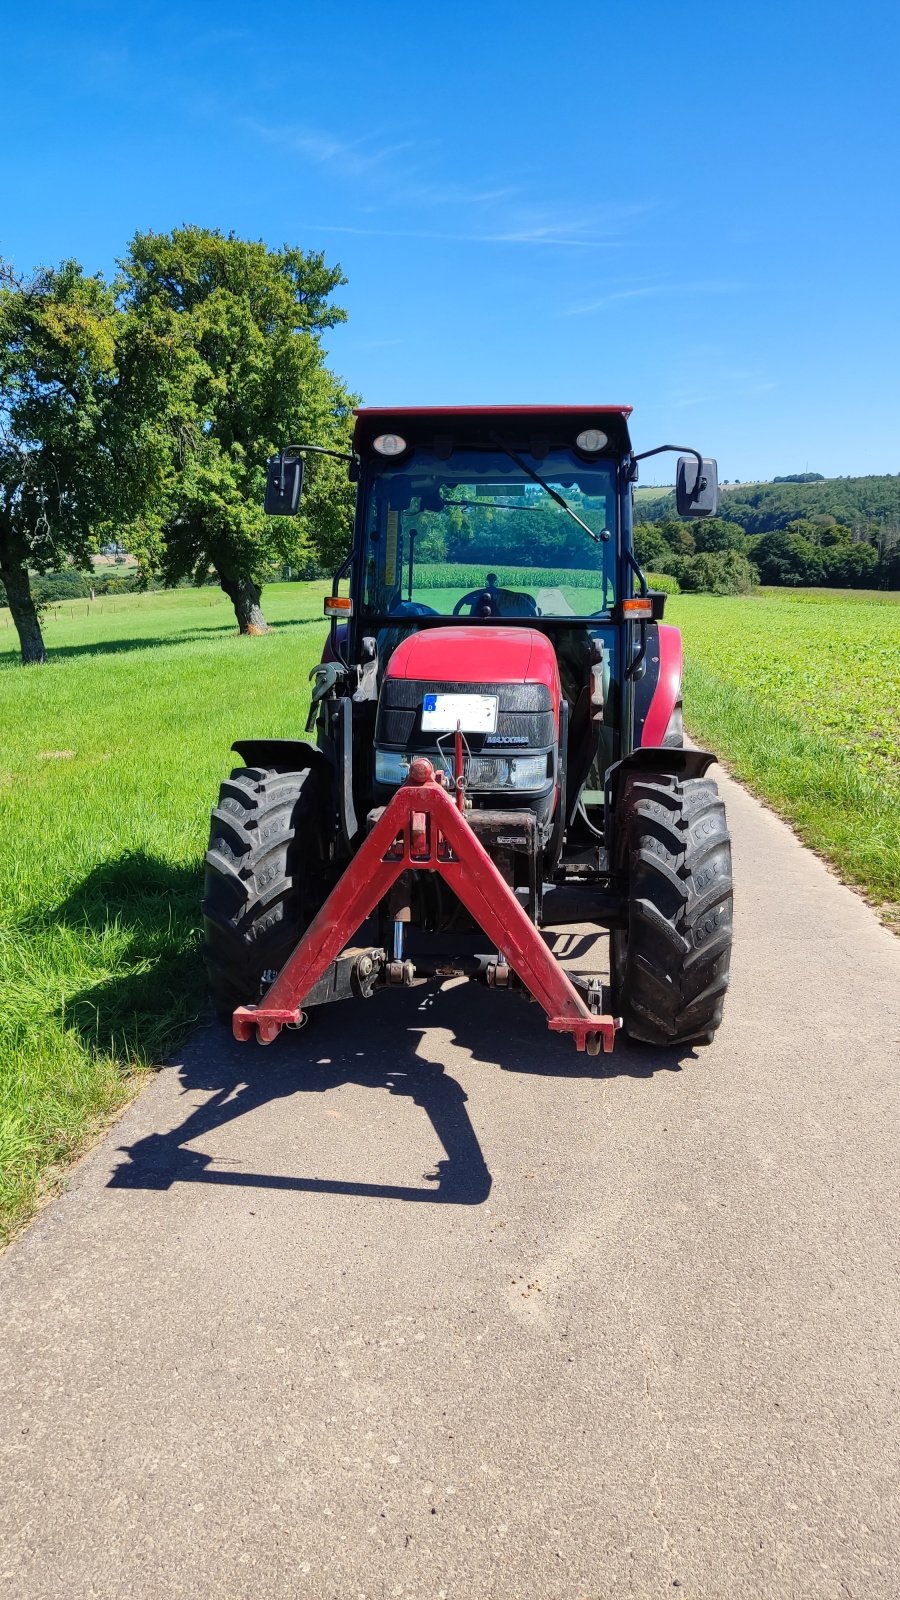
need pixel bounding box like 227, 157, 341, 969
204, 406, 732, 1054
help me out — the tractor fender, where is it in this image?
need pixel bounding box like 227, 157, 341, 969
606, 745, 717, 807
604, 745, 717, 864
230, 738, 331, 776
633, 623, 683, 748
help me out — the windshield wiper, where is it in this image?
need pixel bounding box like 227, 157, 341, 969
490, 433, 607, 546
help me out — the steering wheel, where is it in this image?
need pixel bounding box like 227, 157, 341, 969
453, 588, 498, 617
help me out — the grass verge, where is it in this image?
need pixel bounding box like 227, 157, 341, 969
0, 583, 328, 1242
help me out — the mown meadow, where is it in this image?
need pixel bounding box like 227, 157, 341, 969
0, 583, 329, 1240
1, 581, 898, 1239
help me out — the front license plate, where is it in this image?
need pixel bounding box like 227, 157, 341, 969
421, 692, 499, 733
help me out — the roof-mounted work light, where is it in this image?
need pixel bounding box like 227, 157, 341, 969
373, 433, 407, 456
575, 428, 608, 453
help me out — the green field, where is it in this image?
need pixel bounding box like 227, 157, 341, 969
670, 589, 900, 914
0, 583, 330, 1241
1, 581, 898, 1241
632, 485, 673, 502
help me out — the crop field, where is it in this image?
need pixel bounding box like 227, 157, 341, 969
1, 580, 897, 1241
411, 561, 611, 616
414, 562, 601, 589
632, 485, 672, 501
669, 589, 900, 915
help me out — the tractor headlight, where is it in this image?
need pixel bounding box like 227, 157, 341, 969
374, 749, 551, 791
375, 749, 411, 785
464, 753, 550, 791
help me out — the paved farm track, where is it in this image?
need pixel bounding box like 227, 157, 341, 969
1, 767, 898, 1600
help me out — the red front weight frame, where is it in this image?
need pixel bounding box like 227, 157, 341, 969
233, 758, 620, 1054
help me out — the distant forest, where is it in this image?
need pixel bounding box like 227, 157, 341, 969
635, 473, 900, 536
631, 473, 900, 593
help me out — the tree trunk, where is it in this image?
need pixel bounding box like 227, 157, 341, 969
0, 554, 47, 664
217, 569, 270, 634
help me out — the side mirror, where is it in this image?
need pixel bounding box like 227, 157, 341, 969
264, 452, 304, 516
676, 455, 718, 518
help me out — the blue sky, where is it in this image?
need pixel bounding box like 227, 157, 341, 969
3, 0, 898, 481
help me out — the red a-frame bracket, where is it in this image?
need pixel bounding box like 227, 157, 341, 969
233, 758, 620, 1054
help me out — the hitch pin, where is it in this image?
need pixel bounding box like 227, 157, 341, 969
454, 720, 465, 811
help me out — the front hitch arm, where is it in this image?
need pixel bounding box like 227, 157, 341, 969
233, 760, 621, 1055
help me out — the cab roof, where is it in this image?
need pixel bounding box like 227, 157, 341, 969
352, 405, 633, 458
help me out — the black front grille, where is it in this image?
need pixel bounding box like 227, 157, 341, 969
376, 678, 555, 752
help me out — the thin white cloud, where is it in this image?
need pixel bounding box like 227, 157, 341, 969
242, 118, 415, 180
307, 222, 621, 249
306, 198, 649, 249
394, 179, 519, 209
563, 280, 745, 315
241, 118, 651, 247
244, 118, 519, 213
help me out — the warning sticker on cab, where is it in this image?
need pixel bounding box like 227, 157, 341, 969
421, 693, 499, 733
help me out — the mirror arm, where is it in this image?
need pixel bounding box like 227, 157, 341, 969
629, 443, 706, 487
280, 443, 357, 465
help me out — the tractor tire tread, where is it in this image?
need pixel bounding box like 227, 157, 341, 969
614, 774, 733, 1047
202, 765, 328, 1020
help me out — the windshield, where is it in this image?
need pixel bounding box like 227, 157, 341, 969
360, 447, 618, 621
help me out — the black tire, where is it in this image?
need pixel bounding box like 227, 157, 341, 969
611, 774, 732, 1047
202, 766, 329, 1022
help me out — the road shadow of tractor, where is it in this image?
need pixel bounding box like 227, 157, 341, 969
108, 1010, 494, 1206
53, 851, 701, 1209
107, 969, 701, 1209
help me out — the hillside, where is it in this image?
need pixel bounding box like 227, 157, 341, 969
634, 473, 900, 533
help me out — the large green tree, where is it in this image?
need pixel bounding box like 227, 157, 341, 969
0, 260, 119, 663
118, 227, 355, 632
691, 516, 747, 554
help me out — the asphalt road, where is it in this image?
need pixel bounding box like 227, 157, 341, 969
1, 766, 898, 1599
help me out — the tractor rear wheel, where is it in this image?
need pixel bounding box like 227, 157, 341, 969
202, 766, 329, 1023
611, 773, 732, 1047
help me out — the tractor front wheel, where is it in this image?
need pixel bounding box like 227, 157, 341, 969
611, 773, 732, 1047
202, 766, 329, 1023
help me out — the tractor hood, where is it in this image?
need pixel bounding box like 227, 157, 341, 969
385, 626, 561, 712
376, 626, 561, 819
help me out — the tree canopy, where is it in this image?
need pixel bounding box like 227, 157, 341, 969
117, 226, 356, 632
0, 260, 119, 662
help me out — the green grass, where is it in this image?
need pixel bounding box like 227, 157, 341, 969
0, 582, 329, 1241
669, 590, 900, 917
2, 579, 897, 1241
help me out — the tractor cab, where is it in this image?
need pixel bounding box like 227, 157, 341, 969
204, 405, 732, 1055
352, 412, 624, 855
319, 408, 713, 849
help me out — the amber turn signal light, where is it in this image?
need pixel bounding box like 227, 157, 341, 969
324, 596, 353, 617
